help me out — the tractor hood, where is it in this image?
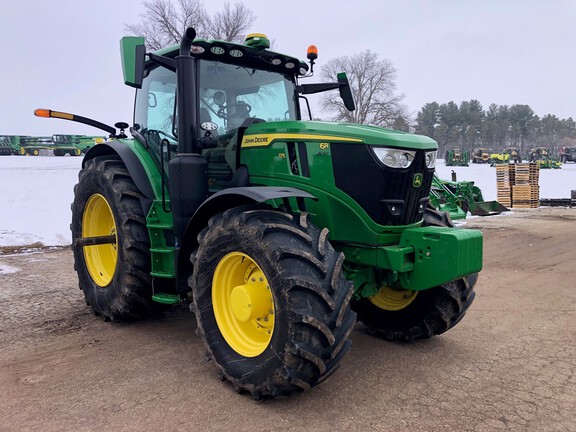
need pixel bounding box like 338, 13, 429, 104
241, 120, 438, 150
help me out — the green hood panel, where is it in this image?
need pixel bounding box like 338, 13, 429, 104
243, 121, 437, 150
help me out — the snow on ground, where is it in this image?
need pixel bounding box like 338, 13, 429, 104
0, 262, 20, 275
435, 160, 576, 201
0, 154, 575, 247
0, 156, 82, 247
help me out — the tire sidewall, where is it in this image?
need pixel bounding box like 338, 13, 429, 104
72, 159, 127, 317
193, 220, 292, 384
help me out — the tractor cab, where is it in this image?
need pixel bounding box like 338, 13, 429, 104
472, 147, 490, 163
504, 147, 522, 163
126, 32, 353, 192
133, 55, 298, 189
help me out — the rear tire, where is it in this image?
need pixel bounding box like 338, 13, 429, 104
351, 207, 477, 342
190, 206, 356, 399
71, 156, 154, 321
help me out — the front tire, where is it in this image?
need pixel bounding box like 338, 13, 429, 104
71, 156, 154, 321
190, 206, 356, 399
351, 207, 477, 342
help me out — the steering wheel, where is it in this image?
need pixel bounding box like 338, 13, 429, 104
217, 102, 252, 120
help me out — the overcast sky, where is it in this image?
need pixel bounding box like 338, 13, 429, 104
1, 0, 575, 136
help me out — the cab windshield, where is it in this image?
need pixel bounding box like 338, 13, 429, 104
198, 60, 299, 133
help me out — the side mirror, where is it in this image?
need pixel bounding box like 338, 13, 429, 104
121, 36, 146, 89
337, 73, 355, 112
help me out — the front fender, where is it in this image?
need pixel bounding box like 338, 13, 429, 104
176, 186, 316, 291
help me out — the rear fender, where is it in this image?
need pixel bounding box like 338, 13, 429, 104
83, 142, 155, 214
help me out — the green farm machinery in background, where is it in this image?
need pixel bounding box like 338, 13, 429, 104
19, 134, 105, 156
471, 148, 490, 164
0, 134, 105, 156
445, 148, 470, 166
430, 173, 509, 219
529, 147, 562, 169
51, 134, 106, 155
505, 147, 522, 163
36, 28, 482, 399
0, 135, 21, 155
488, 147, 522, 166
19, 136, 70, 156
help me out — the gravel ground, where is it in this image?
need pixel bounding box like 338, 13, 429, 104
0, 207, 574, 432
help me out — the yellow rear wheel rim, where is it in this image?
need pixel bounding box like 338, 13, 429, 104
213, 252, 274, 357
82, 194, 117, 287
368, 285, 417, 311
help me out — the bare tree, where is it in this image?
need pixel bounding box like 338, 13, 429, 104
320, 50, 408, 127
125, 0, 256, 50
206, 2, 256, 42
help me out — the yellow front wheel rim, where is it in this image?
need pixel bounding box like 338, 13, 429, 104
368, 285, 418, 311
82, 194, 118, 287
213, 252, 274, 357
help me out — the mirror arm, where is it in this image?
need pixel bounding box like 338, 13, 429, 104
296, 82, 340, 95
147, 53, 176, 71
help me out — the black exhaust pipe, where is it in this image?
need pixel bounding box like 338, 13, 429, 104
176, 27, 198, 155
170, 27, 208, 241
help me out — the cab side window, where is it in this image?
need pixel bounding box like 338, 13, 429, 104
134, 66, 177, 164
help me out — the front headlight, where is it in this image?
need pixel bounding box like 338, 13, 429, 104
372, 148, 416, 168
425, 150, 437, 168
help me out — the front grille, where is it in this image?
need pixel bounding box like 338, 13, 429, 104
331, 144, 434, 226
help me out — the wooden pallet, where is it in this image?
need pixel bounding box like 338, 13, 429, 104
512, 184, 540, 198
495, 164, 513, 185
497, 185, 512, 207
514, 163, 539, 184
495, 163, 540, 208
511, 200, 539, 209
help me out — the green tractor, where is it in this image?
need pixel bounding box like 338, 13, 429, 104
445, 148, 470, 166
529, 146, 561, 169
52, 134, 106, 155
430, 173, 509, 219
0, 135, 21, 155
36, 28, 482, 399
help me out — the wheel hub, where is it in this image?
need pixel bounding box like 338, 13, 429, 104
229, 270, 272, 322
82, 194, 118, 287
213, 252, 274, 357
368, 285, 418, 311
